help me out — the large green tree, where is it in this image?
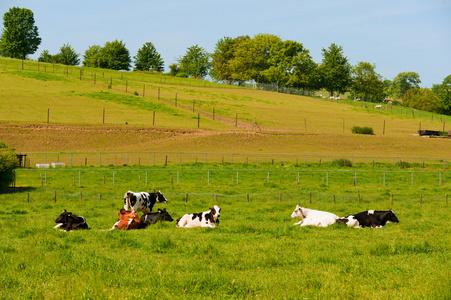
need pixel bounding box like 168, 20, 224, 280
403, 88, 441, 113
351, 62, 385, 102
262, 40, 317, 89
82, 40, 131, 71
392, 72, 421, 99
177, 45, 211, 79
318, 43, 352, 96
134, 42, 164, 72
210, 35, 249, 83
432, 75, 451, 115
38, 49, 55, 63
0, 7, 41, 59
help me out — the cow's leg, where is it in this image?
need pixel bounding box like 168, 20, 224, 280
54, 223, 64, 229
293, 221, 303, 225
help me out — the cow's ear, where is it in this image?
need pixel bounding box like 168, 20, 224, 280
158, 209, 162, 213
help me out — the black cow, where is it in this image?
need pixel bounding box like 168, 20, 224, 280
124, 190, 168, 214
54, 209, 88, 231
140, 208, 174, 228
336, 209, 399, 228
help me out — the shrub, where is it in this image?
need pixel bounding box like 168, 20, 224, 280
0, 142, 18, 187
333, 158, 353, 167
351, 126, 374, 135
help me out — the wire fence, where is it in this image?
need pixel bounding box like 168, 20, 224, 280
13, 168, 451, 189
18, 151, 451, 170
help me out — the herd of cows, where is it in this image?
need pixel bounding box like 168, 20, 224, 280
53, 190, 399, 232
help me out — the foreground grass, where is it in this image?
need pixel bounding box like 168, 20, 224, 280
1, 167, 450, 299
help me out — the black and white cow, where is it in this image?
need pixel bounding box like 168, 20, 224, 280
336, 209, 399, 228
54, 209, 88, 231
140, 208, 174, 228
176, 205, 221, 228
124, 190, 168, 214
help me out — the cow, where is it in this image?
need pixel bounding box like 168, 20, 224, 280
176, 205, 221, 228
140, 208, 174, 228
374, 105, 382, 109
290, 205, 339, 227
110, 208, 143, 230
124, 190, 168, 214
336, 209, 399, 228
54, 209, 88, 232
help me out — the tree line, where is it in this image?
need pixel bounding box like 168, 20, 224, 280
1, 7, 450, 116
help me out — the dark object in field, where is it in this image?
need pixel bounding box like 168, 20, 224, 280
140, 208, 174, 228
418, 130, 449, 137
336, 209, 399, 228
54, 209, 88, 231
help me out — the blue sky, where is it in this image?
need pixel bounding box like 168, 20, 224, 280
1, 0, 450, 87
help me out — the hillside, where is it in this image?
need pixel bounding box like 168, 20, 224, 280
0, 57, 449, 157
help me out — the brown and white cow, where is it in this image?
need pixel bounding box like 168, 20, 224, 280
110, 208, 143, 230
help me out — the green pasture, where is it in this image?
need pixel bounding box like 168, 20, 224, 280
2, 165, 450, 299
1, 57, 450, 135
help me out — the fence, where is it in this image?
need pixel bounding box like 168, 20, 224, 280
19, 151, 451, 170
13, 168, 451, 189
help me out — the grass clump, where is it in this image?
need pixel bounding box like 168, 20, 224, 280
351, 126, 374, 135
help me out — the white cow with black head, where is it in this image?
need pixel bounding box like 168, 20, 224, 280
124, 190, 168, 214
291, 205, 339, 227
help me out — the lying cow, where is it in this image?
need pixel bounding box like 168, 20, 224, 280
336, 209, 399, 228
54, 209, 88, 231
110, 208, 143, 230
176, 205, 221, 228
291, 205, 339, 227
140, 208, 174, 228
124, 190, 168, 213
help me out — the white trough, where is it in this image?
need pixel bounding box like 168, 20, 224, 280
36, 164, 50, 168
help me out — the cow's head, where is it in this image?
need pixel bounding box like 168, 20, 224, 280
123, 190, 137, 210
55, 209, 71, 224
210, 205, 221, 219
386, 209, 399, 223
157, 208, 174, 222
156, 191, 168, 203
291, 205, 305, 219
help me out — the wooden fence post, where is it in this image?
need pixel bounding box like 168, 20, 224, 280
185, 193, 188, 203
54, 191, 56, 203
309, 192, 312, 204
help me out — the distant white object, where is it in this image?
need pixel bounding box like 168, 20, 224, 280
374, 105, 382, 109
36, 164, 50, 168
335, 96, 341, 100
51, 162, 66, 168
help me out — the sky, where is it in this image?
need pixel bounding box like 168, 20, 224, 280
1, 0, 450, 87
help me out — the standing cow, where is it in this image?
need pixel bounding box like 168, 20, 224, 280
291, 205, 339, 227
124, 190, 168, 214
336, 209, 399, 228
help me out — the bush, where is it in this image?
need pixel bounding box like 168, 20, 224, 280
333, 158, 353, 167
351, 126, 374, 135
0, 142, 18, 187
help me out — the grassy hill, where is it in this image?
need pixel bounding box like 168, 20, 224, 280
1, 57, 450, 157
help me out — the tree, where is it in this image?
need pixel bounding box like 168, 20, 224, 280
432, 75, 451, 115
0, 7, 41, 59
38, 49, 56, 63
177, 45, 211, 79
100, 40, 131, 71
318, 43, 352, 96
210, 35, 249, 83
55, 43, 80, 65
82, 44, 102, 67
392, 72, 421, 99
403, 88, 441, 113
262, 40, 317, 89
134, 42, 164, 72
82, 40, 131, 71
351, 62, 385, 102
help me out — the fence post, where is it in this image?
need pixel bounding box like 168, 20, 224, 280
185, 193, 188, 203
391, 194, 393, 205
309, 192, 312, 204
358, 193, 360, 204
54, 191, 56, 203
333, 194, 335, 204
247, 193, 249, 202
